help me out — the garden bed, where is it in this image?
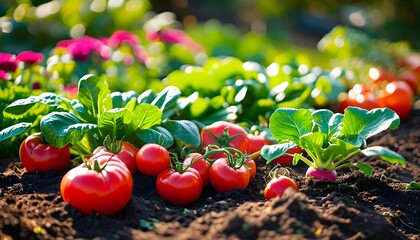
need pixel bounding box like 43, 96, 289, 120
0, 114, 419, 240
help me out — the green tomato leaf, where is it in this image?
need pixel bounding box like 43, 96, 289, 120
98, 108, 132, 139
357, 162, 373, 176
361, 146, 406, 167
0, 122, 32, 142
77, 74, 112, 122
136, 126, 174, 148
269, 108, 312, 143
131, 104, 162, 131
341, 107, 400, 140
40, 112, 98, 148
161, 120, 201, 148
261, 142, 295, 164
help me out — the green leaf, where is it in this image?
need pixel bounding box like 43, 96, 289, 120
111, 90, 138, 109
357, 162, 373, 176
139, 219, 155, 231
261, 142, 295, 164
151, 86, 181, 119
406, 181, 420, 190
136, 126, 173, 148
98, 108, 132, 139
161, 120, 201, 148
269, 108, 312, 143
312, 109, 343, 138
77, 74, 112, 122
361, 146, 406, 167
131, 104, 162, 130
341, 107, 400, 140
3, 92, 67, 120
0, 122, 32, 142
40, 112, 98, 148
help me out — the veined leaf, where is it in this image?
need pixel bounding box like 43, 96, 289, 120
161, 120, 201, 148
98, 108, 132, 139
136, 126, 173, 148
40, 112, 98, 148
341, 107, 400, 140
0, 122, 32, 142
151, 86, 181, 120
269, 108, 312, 143
3, 92, 67, 120
261, 142, 295, 164
131, 104, 162, 130
312, 109, 343, 138
361, 146, 406, 167
77, 74, 112, 121
111, 90, 138, 109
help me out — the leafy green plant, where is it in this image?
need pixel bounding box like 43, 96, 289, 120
261, 107, 406, 181
0, 74, 200, 155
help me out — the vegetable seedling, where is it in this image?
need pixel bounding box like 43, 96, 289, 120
261, 107, 406, 181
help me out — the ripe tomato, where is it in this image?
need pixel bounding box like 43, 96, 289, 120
338, 87, 380, 113
93, 141, 138, 174
201, 121, 251, 159
272, 146, 304, 166
368, 67, 398, 83
60, 153, 133, 215
183, 152, 211, 187
400, 67, 420, 95
209, 157, 250, 193
19, 133, 70, 173
264, 176, 298, 200
247, 134, 271, 160
156, 168, 202, 206
136, 143, 171, 176
244, 158, 256, 179
377, 81, 413, 119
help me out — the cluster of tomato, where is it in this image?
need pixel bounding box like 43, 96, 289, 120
19, 121, 302, 216
339, 64, 420, 119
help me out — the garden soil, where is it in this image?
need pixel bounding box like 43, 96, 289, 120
0, 113, 419, 240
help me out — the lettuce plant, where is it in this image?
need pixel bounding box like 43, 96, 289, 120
261, 107, 406, 181
0, 74, 200, 155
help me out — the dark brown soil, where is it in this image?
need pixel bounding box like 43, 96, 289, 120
1, 114, 419, 240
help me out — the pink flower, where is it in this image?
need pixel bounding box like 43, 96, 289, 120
148, 29, 205, 53
0, 53, 18, 72
64, 84, 78, 98
16, 51, 44, 65
0, 70, 8, 81
56, 36, 110, 62
108, 30, 140, 48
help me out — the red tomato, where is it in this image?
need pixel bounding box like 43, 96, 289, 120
183, 152, 211, 187
244, 158, 256, 179
156, 168, 202, 206
368, 67, 398, 83
209, 158, 250, 193
60, 153, 133, 215
201, 121, 251, 159
338, 88, 381, 113
400, 67, 420, 95
264, 176, 298, 200
93, 141, 138, 174
247, 134, 271, 160
19, 133, 70, 173
272, 146, 304, 166
136, 143, 171, 176
377, 81, 414, 119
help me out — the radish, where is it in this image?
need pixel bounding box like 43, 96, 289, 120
305, 166, 337, 181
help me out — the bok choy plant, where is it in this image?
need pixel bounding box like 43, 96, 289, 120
261, 107, 406, 181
